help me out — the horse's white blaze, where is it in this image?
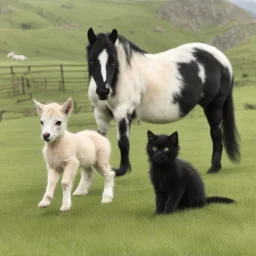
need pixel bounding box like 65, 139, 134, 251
98, 49, 108, 83
198, 63, 206, 84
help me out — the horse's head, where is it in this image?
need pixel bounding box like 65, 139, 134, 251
86, 28, 118, 100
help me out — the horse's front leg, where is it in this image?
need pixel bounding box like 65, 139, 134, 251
94, 106, 112, 136
114, 112, 133, 176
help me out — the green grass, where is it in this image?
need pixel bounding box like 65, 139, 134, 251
0, 85, 256, 256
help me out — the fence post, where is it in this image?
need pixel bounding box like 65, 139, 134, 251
21, 76, 25, 95
26, 78, 30, 89
60, 65, 65, 92
10, 66, 14, 75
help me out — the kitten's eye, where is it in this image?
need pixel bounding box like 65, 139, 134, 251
40, 121, 43, 125
56, 121, 62, 126
164, 147, 169, 152
152, 146, 157, 151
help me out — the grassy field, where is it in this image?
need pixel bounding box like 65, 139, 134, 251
0, 85, 256, 256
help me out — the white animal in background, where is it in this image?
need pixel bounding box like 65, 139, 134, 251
7, 51, 14, 58
7, 51, 28, 60
33, 97, 115, 211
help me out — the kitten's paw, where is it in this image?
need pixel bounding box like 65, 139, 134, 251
60, 204, 71, 212
38, 199, 51, 208
72, 189, 88, 196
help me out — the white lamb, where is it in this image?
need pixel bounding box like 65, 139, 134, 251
33, 97, 115, 211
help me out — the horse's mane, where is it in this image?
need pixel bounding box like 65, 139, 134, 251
117, 34, 147, 65
86, 32, 147, 66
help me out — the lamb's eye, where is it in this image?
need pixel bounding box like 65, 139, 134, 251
40, 121, 43, 125
56, 121, 62, 126
152, 146, 157, 151
164, 147, 169, 152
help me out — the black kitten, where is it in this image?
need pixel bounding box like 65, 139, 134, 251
146, 130, 235, 215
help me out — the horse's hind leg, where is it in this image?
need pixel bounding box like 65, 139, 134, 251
204, 103, 224, 174
73, 166, 94, 196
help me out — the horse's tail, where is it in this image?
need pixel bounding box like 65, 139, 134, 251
206, 196, 236, 204
222, 77, 240, 163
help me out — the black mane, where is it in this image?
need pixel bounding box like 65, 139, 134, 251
86, 32, 146, 66
117, 35, 147, 65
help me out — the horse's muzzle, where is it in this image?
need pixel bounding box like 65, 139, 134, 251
96, 87, 110, 100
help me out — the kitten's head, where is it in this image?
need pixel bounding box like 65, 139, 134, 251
146, 130, 179, 165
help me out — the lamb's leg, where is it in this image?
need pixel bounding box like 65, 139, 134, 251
38, 168, 59, 208
73, 166, 94, 196
95, 164, 115, 203
60, 159, 79, 211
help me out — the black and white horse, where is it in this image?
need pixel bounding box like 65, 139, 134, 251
86, 28, 240, 176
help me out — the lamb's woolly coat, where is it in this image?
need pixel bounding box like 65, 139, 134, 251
33, 97, 115, 212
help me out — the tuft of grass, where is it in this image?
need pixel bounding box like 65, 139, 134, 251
0, 85, 256, 255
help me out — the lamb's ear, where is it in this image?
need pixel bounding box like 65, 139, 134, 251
168, 131, 179, 147
33, 99, 45, 115
147, 130, 156, 141
109, 29, 118, 44
87, 28, 97, 45
62, 97, 73, 116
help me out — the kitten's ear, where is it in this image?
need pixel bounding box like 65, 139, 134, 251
147, 130, 156, 141
168, 131, 179, 147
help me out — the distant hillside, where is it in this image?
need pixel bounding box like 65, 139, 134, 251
228, 0, 256, 17
157, 0, 256, 51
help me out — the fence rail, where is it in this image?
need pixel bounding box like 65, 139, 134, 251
0, 63, 88, 97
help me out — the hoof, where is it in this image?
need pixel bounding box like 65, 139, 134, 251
38, 200, 50, 208
101, 195, 113, 203
72, 190, 88, 196
60, 205, 71, 211
207, 165, 221, 174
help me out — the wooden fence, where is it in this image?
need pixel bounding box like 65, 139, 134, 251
0, 64, 88, 98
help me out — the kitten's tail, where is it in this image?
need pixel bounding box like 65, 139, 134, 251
206, 196, 236, 204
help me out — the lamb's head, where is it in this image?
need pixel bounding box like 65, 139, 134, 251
33, 97, 73, 143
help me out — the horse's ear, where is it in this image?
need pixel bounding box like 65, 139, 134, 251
109, 29, 118, 44
33, 99, 45, 115
62, 97, 73, 116
147, 130, 156, 141
87, 28, 97, 45
168, 131, 179, 147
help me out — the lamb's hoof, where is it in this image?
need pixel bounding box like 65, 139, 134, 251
101, 195, 113, 203
72, 190, 88, 196
38, 200, 50, 208
60, 205, 71, 211
207, 165, 221, 174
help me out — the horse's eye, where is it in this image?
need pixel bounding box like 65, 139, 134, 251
56, 121, 62, 126
89, 58, 94, 65
164, 147, 169, 152
152, 146, 157, 151
40, 121, 43, 125
110, 58, 116, 65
